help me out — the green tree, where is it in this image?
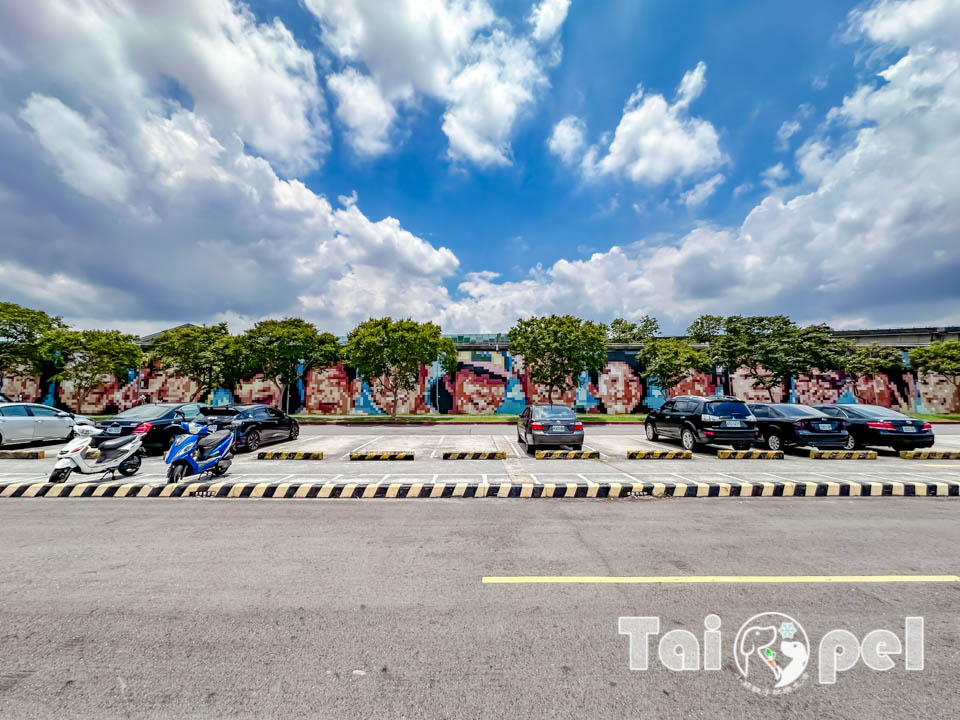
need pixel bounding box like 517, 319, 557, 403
911, 340, 960, 410
712, 316, 847, 401
640, 338, 713, 398
149, 323, 240, 403
686, 314, 725, 344
344, 318, 456, 419
842, 344, 905, 401
54, 330, 143, 411
507, 315, 608, 402
245, 318, 340, 413
608, 315, 660, 344
0, 302, 68, 395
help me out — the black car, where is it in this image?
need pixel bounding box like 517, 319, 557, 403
97, 402, 208, 454
645, 396, 758, 451
226, 404, 299, 452
747, 403, 848, 450
813, 404, 934, 451
518, 405, 584, 452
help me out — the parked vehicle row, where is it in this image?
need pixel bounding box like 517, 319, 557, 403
0, 403, 93, 447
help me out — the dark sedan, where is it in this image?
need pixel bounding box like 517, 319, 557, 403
96, 402, 208, 454
813, 404, 934, 451
226, 404, 299, 452
518, 405, 584, 452
748, 403, 848, 450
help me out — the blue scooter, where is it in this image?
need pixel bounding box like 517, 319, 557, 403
164, 408, 236, 483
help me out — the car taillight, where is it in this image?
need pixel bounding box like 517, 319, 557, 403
793, 421, 806, 430
573, 422, 583, 431
132, 422, 152, 435
530, 422, 543, 430
922, 422, 932, 430
866, 421, 895, 430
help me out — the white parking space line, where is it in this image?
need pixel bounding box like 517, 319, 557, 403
496, 434, 522, 458
348, 436, 383, 454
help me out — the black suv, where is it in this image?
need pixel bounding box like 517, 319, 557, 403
645, 396, 758, 451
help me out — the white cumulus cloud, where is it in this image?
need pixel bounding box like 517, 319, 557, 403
529, 0, 572, 42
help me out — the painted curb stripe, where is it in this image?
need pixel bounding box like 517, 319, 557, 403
810, 450, 879, 459
482, 575, 960, 584
1, 480, 957, 499
0, 450, 45, 459
441, 451, 506, 460
257, 452, 324, 460
349, 452, 414, 461
626, 450, 692, 459
534, 450, 600, 459
717, 450, 784, 460
900, 450, 960, 460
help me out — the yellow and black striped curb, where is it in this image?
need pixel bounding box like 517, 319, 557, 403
257, 451, 324, 460
717, 450, 784, 460
349, 452, 414, 461
810, 450, 878, 460
0, 449, 45, 459
626, 450, 692, 460
1, 479, 957, 499
442, 451, 506, 460
900, 450, 960, 460
534, 450, 600, 459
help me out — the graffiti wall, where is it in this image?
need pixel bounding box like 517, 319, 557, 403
2, 350, 957, 414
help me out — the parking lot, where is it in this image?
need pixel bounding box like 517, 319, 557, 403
2, 423, 959, 497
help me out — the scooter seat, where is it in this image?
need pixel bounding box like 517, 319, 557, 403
197, 429, 231, 450
97, 435, 138, 451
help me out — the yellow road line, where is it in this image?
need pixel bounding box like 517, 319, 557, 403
482, 574, 960, 584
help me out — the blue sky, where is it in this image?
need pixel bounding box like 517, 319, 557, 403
0, 0, 957, 335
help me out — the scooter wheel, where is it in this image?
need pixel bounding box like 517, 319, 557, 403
166, 464, 187, 484
118, 454, 142, 477
48, 467, 72, 484
211, 462, 229, 477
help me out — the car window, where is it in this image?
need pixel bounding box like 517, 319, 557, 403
114, 405, 171, 420
816, 407, 844, 417
704, 401, 751, 417
775, 405, 823, 417
0, 405, 30, 417
180, 404, 201, 419
750, 405, 771, 418
534, 406, 576, 419
28, 405, 59, 417
675, 400, 697, 413
268, 408, 285, 418
839, 406, 864, 418
660, 401, 676, 412
850, 405, 909, 419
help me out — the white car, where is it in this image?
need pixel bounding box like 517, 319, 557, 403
0, 403, 91, 447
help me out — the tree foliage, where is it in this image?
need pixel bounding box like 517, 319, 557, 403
53, 330, 142, 411
344, 317, 456, 418
842, 344, 904, 400
0, 302, 68, 387
149, 323, 239, 402
640, 338, 712, 398
911, 341, 960, 391
686, 314, 725, 344
608, 315, 660, 344
507, 315, 608, 402
245, 318, 340, 413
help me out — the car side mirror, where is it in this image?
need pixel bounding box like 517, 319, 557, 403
57, 411, 71, 418
173, 411, 185, 421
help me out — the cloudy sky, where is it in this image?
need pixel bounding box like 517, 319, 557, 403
0, 0, 958, 335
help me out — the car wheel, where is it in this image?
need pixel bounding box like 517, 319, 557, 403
843, 434, 856, 450
246, 430, 261, 452
766, 433, 782, 451
289, 423, 300, 440
681, 428, 697, 451
645, 422, 658, 441
118, 454, 141, 477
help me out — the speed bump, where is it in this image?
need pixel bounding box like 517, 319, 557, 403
257, 451, 324, 460
350, 451, 414, 461
0, 449, 45, 459
626, 450, 692, 460
900, 450, 960, 460
442, 451, 506, 460
810, 450, 878, 460
535, 450, 599, 459
718, 450, 784, 460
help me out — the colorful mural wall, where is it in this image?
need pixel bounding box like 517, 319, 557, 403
2, 349, 957, 415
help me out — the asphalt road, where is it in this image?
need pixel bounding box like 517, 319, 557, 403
1, 499, 958, 718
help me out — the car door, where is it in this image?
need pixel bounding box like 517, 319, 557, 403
0, 404, 36, 445
26, 405, 71, 440
750, 404, 773, 438
518, 407, 531, 438
657, 401, 680, 438
267, 408, 290, 440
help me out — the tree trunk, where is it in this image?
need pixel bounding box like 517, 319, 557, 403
548, 385, 554, 403
767, 386, 775, 402
392, 381, 399, 420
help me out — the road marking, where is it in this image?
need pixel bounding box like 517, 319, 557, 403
482, 574, 960, 584
348, 436, 382, 454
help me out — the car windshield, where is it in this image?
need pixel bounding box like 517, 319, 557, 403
775, 405, 823, 417
535, 406, 576, 419
113, 405, 171, 420
235, 408, 259, 419
849, 405, 910, 419
704, 401, 751, 417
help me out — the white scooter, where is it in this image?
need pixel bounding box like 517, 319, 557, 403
49, 424, 146, 483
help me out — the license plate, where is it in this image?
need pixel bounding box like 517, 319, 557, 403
901, 426, 916, 433
723, 420, 743, 428
817, 423, 833, 431
106, 426, 120, 434
550, 425, 566, 432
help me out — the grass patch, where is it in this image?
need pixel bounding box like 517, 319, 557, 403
290, 413, 646, 423
904, 412, 960, 422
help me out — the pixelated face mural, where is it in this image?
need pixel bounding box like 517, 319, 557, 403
455, 367, 507, 414
593, 361, 642, 414
307, 364, 352, 414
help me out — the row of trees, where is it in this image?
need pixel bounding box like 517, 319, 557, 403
2, 301, 959, 413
